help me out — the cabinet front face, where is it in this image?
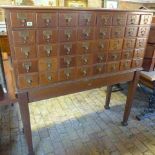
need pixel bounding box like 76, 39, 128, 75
5, 8, 152, 90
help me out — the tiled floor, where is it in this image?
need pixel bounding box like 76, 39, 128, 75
0, 85, 155, 155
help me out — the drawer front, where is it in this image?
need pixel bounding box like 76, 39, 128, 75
38, 58, 58, 72
127, 14, 140, 25
136, 38, 147, 48
59, 12, 78, 27
134, 49, 145, 58
93, 53, 107, 64
148, 28, 155, 43
59, 28, 77, 42
140, 14, 152, 25
120, 60, 132, 71
15, 60, 38, 74
79, 12, 96, 26
60, 43, 76, 56
109, 39, 123, 51
138, 26, 150, 37
12, 30, 35, 45
77, 67, 92, 78
108, 53, 121, 62
122, 50, 133, 60
14, 46, 36, 60
132, 59, 143, 68
95, 27, 111, 39
123, 39, 136, 50
113, 14, 127, 26
37, 12, 58, 27
145, 45, 155, 58
96, 13, 112, 26
39, 72, 58, 86
77, 41, 94, 54
125, 27, 138, 38
18, 73, 38, 89
94, 40, 109, 52
38, 44, 58, 58
37, 29, 58, 44
111, 27, 125, 38
59, 68, 76, 81
107, 62, 120, 72
77, 54, 92, 66
78, 28, 94, 41
60, 56, 76, 68
93, 63, 107, 75
10, 11, 35, 28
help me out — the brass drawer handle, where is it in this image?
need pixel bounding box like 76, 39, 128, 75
144, 17, 149, 24
65, 15, 72, 23
26, 79, 32, 84
99, 43, 104, 49
101, 16, 108, 24
116, 18, 122, 25
47, 75, 52, 81
97, 66, 102, 72
42, 14, 51, 26
112, 54, 118, 60
83, 29, 90, 38
22, 47, 30, 58
47, 63, 52, 68
113, 40, 120, 49
64, 44, 72, 55
82, 57, 88, 64
20, 31, 29, 43
64, 57, 71, 67
140, 28, 146, 36
17, 13, 27, 25
98, 55, 104, 62
43, 31, 52, 42
82, 43, 89, 53
23, 62, 32, 72
100, 31, 106, 38
82, 69, 87, 76
138, 40, 143, 47
128, 30, 133, 36
84, 14, 91, 24
64, 70, 71, 79
65, 30, 72, 41
44, 45, 52, 56
130, 17, 136, 24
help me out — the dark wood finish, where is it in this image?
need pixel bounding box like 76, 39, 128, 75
105, 85, 112, 109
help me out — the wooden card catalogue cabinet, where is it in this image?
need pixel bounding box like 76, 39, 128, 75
1, 6, 153, 155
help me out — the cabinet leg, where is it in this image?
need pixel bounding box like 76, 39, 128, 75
104, 85, 112, 109
18, 92, 34, 155
122, 71, 140, 126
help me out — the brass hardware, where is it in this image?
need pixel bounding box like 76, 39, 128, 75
112, 54, 118, 60
140, 28, 146, 36
65, 15, 72, 23
65, 30, 72, 40
130, 16, 136, 24
82, 43, 89, 53
98, 55, 104, 62
101, 16, 108, 24
138, 40, 143, 47
99, 43, 104, 49
22, 62, 32, 72
97, 66, 102, 72
17, 13, 27, 26
47, 75, 52, 81
42, 13, 51, 25
44, 45, 52, 56
144, 17, 149, 24
47, 63, 52, 68
84, 14, 91, 24
64, 57, 71, 67
82, 56, 88, 64
128, 29, 134, 36
22, 47, 30, 58
99, 29, 106, 38
114, 31, 120, 36
64, 44, 72, 55
83, 29, 90, 38
81, 69, 87, 76
43, 31, 52, 42
116, 18, 122, 25
19, 31, 29, 43
64, 69, 71, 79
26, 79, 32, 84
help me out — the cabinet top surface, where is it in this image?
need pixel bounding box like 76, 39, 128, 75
0, 5, 154, 13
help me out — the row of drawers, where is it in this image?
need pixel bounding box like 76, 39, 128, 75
17, 59, 143, 89
14, 50, 144, 74
9, 11, 152, 28
12, 27, 150, 45
13, 40, 146, 60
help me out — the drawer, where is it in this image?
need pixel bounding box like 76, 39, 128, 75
77, 54, 92, 66
108, 53, 121, 62
113, 13, 127, 26
143, 58, 155, 71
15, 60, 38, 74
135, 38, 147, 48
127, 14, 140, 25
120, 60, 132, 71
37, 29, 58, 44
148, 28, 155, 43
37, 12, 58, 27
96, 13, 112, 26
125, 27, 138, 38
145, 44, 155, 58
60, 43, 76, 56
123, 39, 136, 50
59, 28, 77, 42
14, 46, 36, 60
39, 71, 58, 86
78, 27, 94, 41
93, 53, 107, 64
134, 49, 145, 58
38, 44, 58, 58
107, 62, 120, 73
111, 27, 125, 38
59, 12, 78, 27
79, 12, 96, 26
18, 73, 38, 89
12, 30, 35, 45
77, 41, 94, 54
38, 58, 58, 72
122, 50, 133, 59
138, 26, 150, 37
77, 67, 92, 78
59, 68, 76, 81
95, 27, 111, 39
10, 11, 35, 28
109, 39, 123, 51
93, 63, 107, 75
132, 59, 143, 68
140, 14, 152, 25
60, 56, 76, 68
94, 40, 109, 52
